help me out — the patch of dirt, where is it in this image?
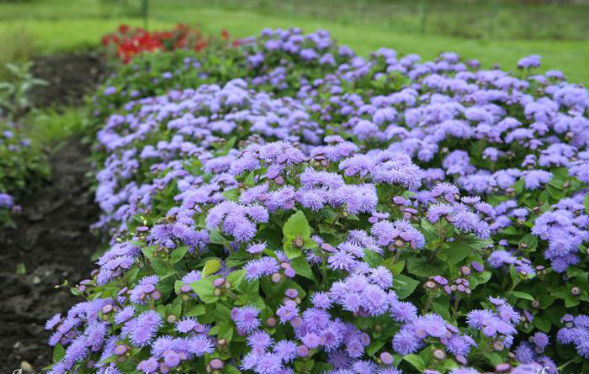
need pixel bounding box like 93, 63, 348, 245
0, 139, 101, 372
30, 52, 109, 107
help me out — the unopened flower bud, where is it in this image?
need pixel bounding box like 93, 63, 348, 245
271, 273, 282, 283
151, 290, 161, 300
167, 315, 176, 324
493, 341, 505, 351
114, 345, 127, 355
297, 345, 309, 357
209, 359, 224, 370
380, 351, 394, 365
571, 286, 581, 296
102, 304, 113, 314
424, 280, 437, 289
433, 349, 446, 360
213, 278, 225, 288
495, 363, 511, 372
180, 284, 191, 293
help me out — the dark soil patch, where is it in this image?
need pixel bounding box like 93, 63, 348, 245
0, 139, 101, 372
30, 52, 109, 107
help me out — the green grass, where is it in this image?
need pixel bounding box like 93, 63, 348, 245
0, 0, 587, 84
24, 107, 89, 146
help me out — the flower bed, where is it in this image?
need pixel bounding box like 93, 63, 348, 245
47, 28, 588, 374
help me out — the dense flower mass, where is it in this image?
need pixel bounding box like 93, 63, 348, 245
48, 27, 588, 374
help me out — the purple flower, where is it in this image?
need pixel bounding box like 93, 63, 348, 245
231, 306, 261, 333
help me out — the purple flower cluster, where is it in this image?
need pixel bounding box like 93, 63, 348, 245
46, 27, 589, 374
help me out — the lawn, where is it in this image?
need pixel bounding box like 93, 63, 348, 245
0, 0, 587, 85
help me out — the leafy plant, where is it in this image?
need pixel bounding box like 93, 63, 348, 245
0, 61, 47, 122
48, 28, 588, 374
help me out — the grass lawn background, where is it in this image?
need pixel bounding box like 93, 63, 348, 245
0, 0, 587, 85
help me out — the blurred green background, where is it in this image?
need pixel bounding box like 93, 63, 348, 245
0, 0, 587, 84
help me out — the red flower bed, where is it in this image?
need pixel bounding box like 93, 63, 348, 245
101, 24, 236, 63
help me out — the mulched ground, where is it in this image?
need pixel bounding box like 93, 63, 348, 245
30, 52, 109, 107
0, 139, 101, 372
0, 52, 108, 372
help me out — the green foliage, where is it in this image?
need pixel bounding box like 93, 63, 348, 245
0, 61, 47, 122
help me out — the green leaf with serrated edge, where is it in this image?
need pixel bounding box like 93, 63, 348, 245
174, 280, 183, 294
290, 256, 314, 280
407, 256, 444, 277
170, 246, 188, 263
141, 246, 156, 259
432, 301, 451, 320
366, 339, 386, 356
227, 269, 246, 289
190, 278, 217, 303
203, 258, 222, 277
534, 314, 552, 332
53, 344, 65, 362
209, 229, 227, 245
223, 365, 241, 374
222, 188, 240, 202
404, 354, 425, 372
283, 240, 302, 259
171, 297, 182, 316
364, 249, 383, 267
283, 210, 311, 238
510, 291, 535, 301
185, 304, 206, 317
394, 274, 419, 299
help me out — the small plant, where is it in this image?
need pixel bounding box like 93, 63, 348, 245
0, 61, 47, 123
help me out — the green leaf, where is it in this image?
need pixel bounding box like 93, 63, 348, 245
100, 354, 118, 364
141, 246, 156, 259
534, 314, 552, 332
283, 210, 311, 238
407, 257, 444, 277
150, 258, 174, 277
223, 365, 242, 374
170, 246, 188, 263
209, 229, 228, 245
432, 301, 451, 320
394, 274, 419, 299
190, 278, 218, 303
203, 258, 222, 277
283, 241, 302, 259
227, 269, 246, 289
222, 188, 240, 202
366, 339, 386, 356
510, 291, 535, 301
186, 304, 207, 317
439, 242, 471, 264
290, 257, 315, 280
364, 249, 383, 267
53, 344, 65, 362
404, 354, 425, 372
584, 192, 589, 215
